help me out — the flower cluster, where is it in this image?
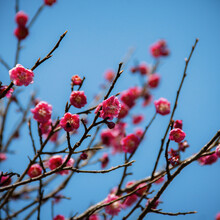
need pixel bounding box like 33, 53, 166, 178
48, 155, 74, 175
101, 122, 126, 154
150, 39, 170, 58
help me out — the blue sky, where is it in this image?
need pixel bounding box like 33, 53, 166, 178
1, 0, 220, 219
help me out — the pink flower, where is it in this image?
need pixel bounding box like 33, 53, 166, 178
135, 128, 144, 139
136, 183, 148, 196
9, 64, 34, 86
100, 153, 109, 168
120, 87, 141, 109
59, 156, 74, 175
95, 96, 121, 120
216, 212, 220, 220
0, 175, 12, 186
118, 103, 129, 119
198, 154, 218, 165
48, 155, 63, 171
70, 91, 87, 108
101, 129, 114, 146
174, 120, 183, 129
71, 75, 82, 86
178, 140, 189, 152
31, 101, 52, 123
14, 26, 29, 40
39, 120, 52, 134
0, 85, 13, 98
60, 112, 80, 132
154, 177, 165, 184
44, 0, 57, 6
27, 164, 42, 178
130, 66, 138, 73
138, 63, 149, 75
215, 145, 220, 157
122, 194, 138, 208
104, 194, 122, 216
169, 128, 186, 143
121, 134, 140, 154
15, 11, 28, 27
120, 90, 136, 108
53, 215, 65, 220
148, 74, 160, 88
154, 98, 170, 115
0, 153, 7, 162
150, 40, 169, 58
132, 115, 144, 124
89, 214, 100, 220
104, 69, 115, 82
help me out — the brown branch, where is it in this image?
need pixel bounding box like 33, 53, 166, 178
28, 4, 45, 29
151, 38, 199, 179
31, 31, 68, 71
28, 119, 36, 154
0, 56, 11, 70
151, 209, 197, 216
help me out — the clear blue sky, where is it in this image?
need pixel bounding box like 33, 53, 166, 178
1, 0, 220, 219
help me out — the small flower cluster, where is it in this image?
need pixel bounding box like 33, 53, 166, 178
101, 122, 126, 154
47, 155, 74, 175
130, 62, 149, 75
150, 39, 170, 58
167, 120, 188, 166
103, 179, 163, 216
198, 144, 220, 166
14, 11, 29, 40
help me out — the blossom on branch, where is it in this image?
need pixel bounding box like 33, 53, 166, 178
60, 112, 80, 132
154, 97, 170, 115
169, 128, 186, 143
9, 64, 34, 86
70, 91, 87, 108
95, 96, 121, 120
104, 194, 122, 216
27, 164, 42, 178
31, 101, 52, 123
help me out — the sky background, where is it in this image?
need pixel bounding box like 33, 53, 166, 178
1, 0, 220, 219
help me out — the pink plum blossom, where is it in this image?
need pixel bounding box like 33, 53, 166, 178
174, 119, 183, 129
148, 74, 160, 88
71, 75, 82, 86
70, 91, 87, 108
95, 96, 121, 120
15, 11, 28, 27
27, 164, 42, 178
104, 69, 115, 82
121, 134, 140, 154
9, 64, 34, 86
59, 112, 80, 132
169, 128, 186, 143
14, 26, 29, 40
31, 101, 52, 123
53, 215, 65, 220
104, 194, 122, 216
154, 98, 170, 115
44, 0, 57, 6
